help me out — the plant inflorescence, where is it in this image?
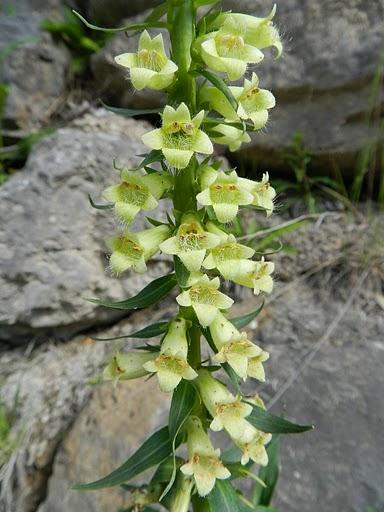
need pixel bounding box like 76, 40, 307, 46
73, 2, 312, 510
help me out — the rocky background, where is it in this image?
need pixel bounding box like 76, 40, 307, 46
0, 1, 383, 512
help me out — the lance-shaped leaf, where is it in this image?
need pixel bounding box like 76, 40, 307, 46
246, 404, 314, 434
160, 380, 197, 499
230, 302, 264, 330
87, 273, 177, 310
93, 321, 169, 341
74, 427, 172, 490
88, 194, 114, 210
102, 102, 162, 118
198, 68, 238, 111
207, 480, 252, 511
72, 10, 167, 33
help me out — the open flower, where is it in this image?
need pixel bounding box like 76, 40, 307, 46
159, 214, 221, 272
230, 257, 275, 295
176, 275, 234, 327
196, 170, 254, 223
142, 103, 213, 169
195, 370, 254, 442
239, 172, 276, 216
197, 19, 264, 81
114, 30, 178, 90
180, 416, 230, 496
201, 73, 275, 130
203, 231, 255, 279
214, 6, 283, 59
234, 428, 272, 466
143, 318, 197, 392
108, 225, 170, 274
210, 124, 251, 152
213, 332, 264, 381
103, 351, 155, 383
103, 170, 172, 225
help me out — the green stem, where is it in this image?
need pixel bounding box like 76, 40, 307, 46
188, 324, 201, 367
167, 0, 196, 110
173, 159, 197, 214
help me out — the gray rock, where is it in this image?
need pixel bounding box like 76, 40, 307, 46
0, 109, 170, 344
0, 0, 71, 129
220, 0, 384, 173
84, 0, 161, 28
0, 308, 171, 512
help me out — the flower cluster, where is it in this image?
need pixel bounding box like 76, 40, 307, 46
88, 1, 284, 508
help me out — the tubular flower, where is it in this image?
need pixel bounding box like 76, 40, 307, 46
213, 332, 265, 381
176, 275, 234, 327
210, 124, 251, 152
102, 351, 154, 382
209, 311, 239, 345
159, 214, 221, 272
239, 172, 276, 216
143, 318, 198, 392
103, 170, 172, 225
114, 30, 178, 90
203, 232, 255, 279
230, 257, 275, 295
180, 416, 231, 497
214, 5, 283, 58
201, 73, 275, 130
196, 170, 254, 223
108, 225, 170, 274
142, 103, 213, 169
234, 428, 272, 466
197, 19, 264, 81
195, 371, 254, 442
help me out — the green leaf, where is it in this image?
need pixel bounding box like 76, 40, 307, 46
73, 426, 172, 490
194, 0, 221, 6
174, 256, 190, 288
93, 321, 168, 341
150, 456, 183, 485
197, 68, 238, 111
252, 437, 279, 506
101, 102, 162, 118
160, 380, 196, 499
137, 149, 164, 169
145, 2, 168, 22
207, 480, 252, 512
87, 273, 177, 310
169, 380, 196, 441
246, 404, 314, 434
72, 10, 167, 33
88, 194, 114, 210
230, 302, 264, 330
